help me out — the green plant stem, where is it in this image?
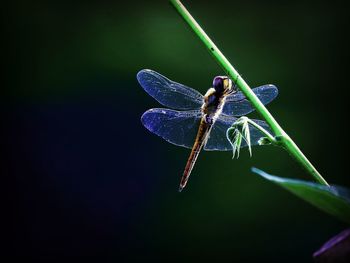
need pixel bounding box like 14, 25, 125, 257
170, 0, 329, 186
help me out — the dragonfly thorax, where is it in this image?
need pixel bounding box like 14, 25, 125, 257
202, 87, 227, 123
203, 76, 233, 115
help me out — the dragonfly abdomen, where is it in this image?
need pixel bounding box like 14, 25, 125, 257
179, 118, 212, 192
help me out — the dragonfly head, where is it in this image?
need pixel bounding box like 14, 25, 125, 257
213, 76, 233, 94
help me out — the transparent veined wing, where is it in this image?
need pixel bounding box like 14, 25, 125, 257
222, 85, 278, 116
137, 69, 204, 110
204, 113, 271, 151
141, 108, 202, 149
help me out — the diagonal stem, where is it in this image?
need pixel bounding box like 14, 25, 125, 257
170, 0, 329, 186
245, 118, 277, 144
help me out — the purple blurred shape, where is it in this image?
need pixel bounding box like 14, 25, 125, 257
313, 228, 350, 263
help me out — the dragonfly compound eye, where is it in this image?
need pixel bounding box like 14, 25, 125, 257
213, 76, 225, 93
213, 76, 231, 93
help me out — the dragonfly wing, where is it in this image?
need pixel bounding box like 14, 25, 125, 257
141, 108, 202, 149
204, 114, 271, 151
222, 85, 278, 116
137, 69, 204, 110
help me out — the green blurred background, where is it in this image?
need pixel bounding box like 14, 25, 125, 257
4, 0, 349, 262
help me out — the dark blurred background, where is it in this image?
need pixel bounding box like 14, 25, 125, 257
3, 0, 349, 262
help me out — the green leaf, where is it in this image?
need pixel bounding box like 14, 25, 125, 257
252, 167, 350, 224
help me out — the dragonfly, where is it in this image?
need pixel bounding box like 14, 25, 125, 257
138, 69, 278, 192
